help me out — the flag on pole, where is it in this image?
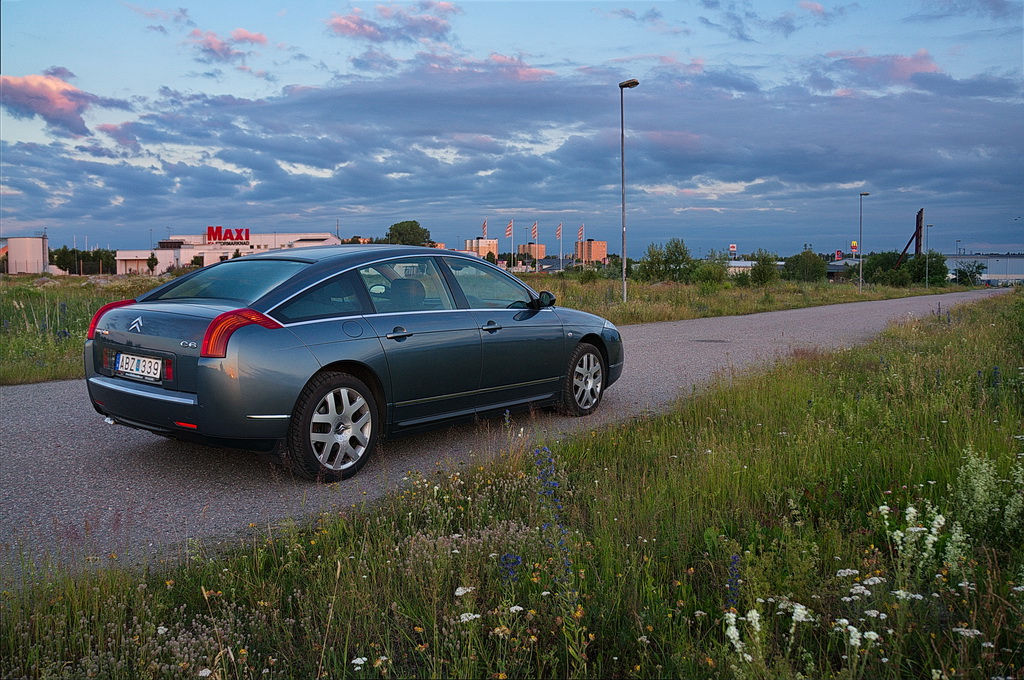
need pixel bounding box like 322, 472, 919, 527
482, 218, 487, 238
578, 223, 585, 241
556, 222, 562, 239
531, 221, 538, 240
505, 219, 513, 238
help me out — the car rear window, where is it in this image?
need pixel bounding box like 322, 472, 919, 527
148, 259, 309, 304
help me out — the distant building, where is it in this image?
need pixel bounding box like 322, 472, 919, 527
575, 239, 608, 265
518, 242, 546, 259
115, 227, 342, 274
464, 238, 499, 258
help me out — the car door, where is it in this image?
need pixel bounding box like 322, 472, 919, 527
358, 256, 482, 428
441, 257, 565, 410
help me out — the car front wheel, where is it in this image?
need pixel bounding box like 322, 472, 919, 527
560, 342, 605, 416
287, 372, 378, 482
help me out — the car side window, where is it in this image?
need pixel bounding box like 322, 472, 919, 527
359, 257, 456, 313
274, 273, 367, 323
443, 257, 533, 309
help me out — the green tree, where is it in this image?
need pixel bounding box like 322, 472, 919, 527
484, 252, 497, 265
634, 238, 694, 282
861, 251, 902, 282
49, 246, 77, 273
904, 251, 949, 286
953, 260, 987, 285
146, 252, 159, 274
749, 249, 780, 286
783, 249, 828, 282
385, 221, 432, 246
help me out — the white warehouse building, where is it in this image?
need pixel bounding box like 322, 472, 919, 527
115, 227, 343, 274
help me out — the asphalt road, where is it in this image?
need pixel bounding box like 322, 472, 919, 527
0, 288, 1007, 582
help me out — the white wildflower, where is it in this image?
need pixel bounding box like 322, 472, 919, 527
459, 613, 481, 623
455, 586, 475, 597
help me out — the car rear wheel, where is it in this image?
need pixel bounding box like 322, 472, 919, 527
287, 372, 378, 482
559, 342, 605, 416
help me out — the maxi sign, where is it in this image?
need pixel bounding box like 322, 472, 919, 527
206, 226, 251, 245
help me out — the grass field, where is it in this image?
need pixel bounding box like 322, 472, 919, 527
2, 286, 1020, 679
0, 272, 970, 385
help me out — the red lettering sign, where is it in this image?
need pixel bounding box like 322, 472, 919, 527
206, 226, 250, 243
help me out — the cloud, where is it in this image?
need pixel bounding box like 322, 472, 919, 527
830, 49, 942, 87
186, 29, 248, 63
230, 28, 268, 45
0, 74, 132, 136
125, 4, 195, 28
605, 7, 688, 34
909, 0, 1024, 21
43, 66, 77, 81
325, 3, 460, 44
96, 122, 143, 152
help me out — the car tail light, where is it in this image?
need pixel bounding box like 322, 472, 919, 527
201, 308, 282, 358
87, 299, 136, 339
163, 359, 174, 381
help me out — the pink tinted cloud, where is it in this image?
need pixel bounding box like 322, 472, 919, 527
0, 74, 125, 136
326, 10, 386, 41
835, 48, 941, 84
799, 1, 826, 17
230, 28, 268, 45
97, 122, 141, 150
187, 29, 246, 63
325, 3, 458, 43
487, 53, 554, 81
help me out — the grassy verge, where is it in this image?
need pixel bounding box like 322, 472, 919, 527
2, 291, 1021, 679
0, 272, 977, 385
0, 275, 160, 385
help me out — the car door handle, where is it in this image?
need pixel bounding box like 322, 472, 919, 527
385, 327, 413, 341
481, 321, 502, 333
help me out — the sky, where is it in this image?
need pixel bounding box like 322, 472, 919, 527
1, 0, 1022, 258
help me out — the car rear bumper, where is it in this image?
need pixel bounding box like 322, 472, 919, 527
86, 375, 289, 451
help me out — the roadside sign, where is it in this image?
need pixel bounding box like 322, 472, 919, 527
851, 241, 858, 253
836, 249, 843, 260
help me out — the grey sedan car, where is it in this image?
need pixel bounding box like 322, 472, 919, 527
85, 245, 623, 481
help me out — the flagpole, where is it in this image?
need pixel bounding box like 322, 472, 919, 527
558, 223, 563, 272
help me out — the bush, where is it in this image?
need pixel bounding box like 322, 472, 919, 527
750, 249, 780, 286
783, 250, 828, 282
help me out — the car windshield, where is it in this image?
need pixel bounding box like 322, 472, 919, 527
148, 259, 309, 304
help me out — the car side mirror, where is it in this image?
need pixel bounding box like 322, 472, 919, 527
537, 291, 556, 308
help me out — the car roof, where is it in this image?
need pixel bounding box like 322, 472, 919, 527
244, 244, 470, 268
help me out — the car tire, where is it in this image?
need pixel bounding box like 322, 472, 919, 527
559, 342, 605, 416
287, 372, 379, 482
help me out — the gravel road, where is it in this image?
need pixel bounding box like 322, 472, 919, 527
0, 288, 1007, 582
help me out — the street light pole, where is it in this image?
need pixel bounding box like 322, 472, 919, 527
858, 192, 869, 294
619, 78, 639, 303
925, 224, 933, 288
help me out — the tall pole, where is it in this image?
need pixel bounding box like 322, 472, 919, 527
925, 224, 933, 288
619, 78, 639, 303
858, 192, 869, 293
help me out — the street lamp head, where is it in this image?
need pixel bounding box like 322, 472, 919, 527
619, 78, 640, 89
860, 192, 870, 197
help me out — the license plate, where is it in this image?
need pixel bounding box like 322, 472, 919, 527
116, 352, 162, 381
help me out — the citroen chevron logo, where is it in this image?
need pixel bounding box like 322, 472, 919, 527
128, 316, 143, 333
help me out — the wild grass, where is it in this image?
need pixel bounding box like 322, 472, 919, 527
2, 290, 1020, 678
522, 275, 971, 326
0, 275, 159, 384
0, 272, 972, 385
